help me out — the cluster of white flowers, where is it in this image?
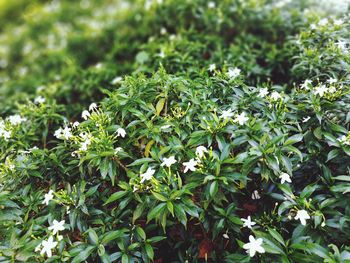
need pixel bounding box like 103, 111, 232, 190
54, 126, 73, 140
35, 219, 65, 258
139, 146, 209, 184
0, 114, 27, 141
300, 78, 340, 97
219, 109, 249, 125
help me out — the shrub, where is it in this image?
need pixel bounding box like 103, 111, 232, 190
0, 0, 350, 262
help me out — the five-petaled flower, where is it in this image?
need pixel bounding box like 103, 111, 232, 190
227, 67, 241, 79
183, 158, 198, 173
243, 235, 265, 257
161, 156, 177, 167
234, 112, 249, 125
40, 236, 58, 258
42, 190, 54, 205
140, 167, 155, 183
258, 88, 269, 98
295, 209, 310, 225
279, 172, 292, 184
241, 216, 256, 229
48, 220, 65, 235
220, 109, 234, 120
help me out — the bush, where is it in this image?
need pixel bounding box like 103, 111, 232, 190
0, 0, 350, 262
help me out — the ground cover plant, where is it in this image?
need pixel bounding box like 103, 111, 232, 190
0, 0, 350, 262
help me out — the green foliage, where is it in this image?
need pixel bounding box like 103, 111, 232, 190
1, 0, 350, 262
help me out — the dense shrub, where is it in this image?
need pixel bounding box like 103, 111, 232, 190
0, 0, 350, 262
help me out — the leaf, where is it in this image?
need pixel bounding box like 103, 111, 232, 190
145, 243, 154, 260
127, 158, 155, 167
104, 191, 128, 205
147, 203, 166, 222
101, 230, 126, 244
151, 192, 168, 202
268, 228, 285, 246
209, 181, 218, 197
72, 246, 95, 263
144, 140, 155, 157
88, 228, 99, 245
284, 134, 303, 146
156, 98, 166, 115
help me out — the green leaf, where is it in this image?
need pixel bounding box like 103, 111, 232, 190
284, 134, 303, 145
209, 181, 218, 197
145, 243, 154, 260
268, 228, 285, 246
147, 203, 166, 222
104, 191, 128, 205
72, 246, 95, 263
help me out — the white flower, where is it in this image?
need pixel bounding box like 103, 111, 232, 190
334, 19, 343, 26
318, 18, 328, 26
208, 64, 216, 72
227, 67, 241, 79
220, 109, 234, 120
241, 216, 256, 229
48, 220, 65, 235
258, 87, 269, 98
300, 79, 312, 90
314, 85, 328, 97
183, 158, 198, 173
234, 112, 249, 125
61, 126, 72, 140
327, 78, 337, 84
251, 190, 261, 200
117, 127, 126, 138
328, 86, 336, 93
196, 146, 208, 158
115, 147, 123, 154
79, 138, 91, 151
208, 1, 216, 8
310, 23, 317, 30
42, 190, 54, 205
54, 127, 63, 139
2, 130, 11, 140
270, 91, 282, 101
140, 167, 156, 183
72, 121, 80, 128
57, 235, 63, 241
336, 40, 348, 52
82, 110, 90, 120
302, 116, 311, 123
279, 172, 292, 184
160, 124, 172, 130
295, 209, 310, 225
34, 96, 46, 104
161, 156, 177, 167
8, 115, 26, 125
223, 233, 229, 239
89, 103, 98, 111
160, 27, 167, 35
111, 76, 123, 85
40, 236, 58, 258
337, 135, 350, 145
243, 235, 265, 257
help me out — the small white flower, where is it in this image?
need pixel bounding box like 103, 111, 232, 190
327, 78, 337, 84
42, 190, 54, 205
241, 216, 256, 229
234, 112, 249, 125
258, 87, 269, 98
279, 172, 292, 184
57, 235, 63, 241
251, 190, 261, 200
243, 235, 265, 257
208, 63, 216, 72
111, 76, 123, 85
34, 96, 46, 104
140, 167, 156, 183
196, 146, 208, 158
48, 220, 65, 235
314, 85, 328, 97
2, 130, 11, 140
302, 116, 311, 123
220, 109, 234, 120
227, 67, 241, 79
89, 103, 98, 111
54, 127, 63, 139
328, 86, 336, 93
318, 18, 328, 26
8, 115, 26, 125
161, 156, 177, 167
300, 79, 312, 90
160, 27, 167, 35
72, 121, 80, 128
40, 236, 58, 258
208, 1, 216, 8
183, 158, 198, 173
115, 147, 123, 154
223, 233, 229, 239
117, 127, 126, 138
160, 124, 172, 130
295, 209, 310, 225
82, 110, 90, 120
270, 91, 282, 101
61, 126, 72, 140
334, 19, 343, 26
159, 50, 165, 58
310, 23, 317, 30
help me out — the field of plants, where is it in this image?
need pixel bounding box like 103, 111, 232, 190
0, 0, 350, 262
